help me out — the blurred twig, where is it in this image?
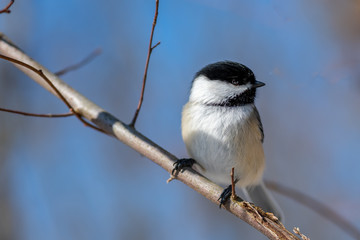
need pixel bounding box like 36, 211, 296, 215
0, 107, 74, 117
266, 180, 360, 240
0, 0, 14, 14
0, 48, 101, 118
55, 48, 101, 76
0, 32, 300, 240
130, 0, 160, 128
0, 53, 104, 133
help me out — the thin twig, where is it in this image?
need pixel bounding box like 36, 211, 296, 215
0, 53, 105, 133
0, 107, 74, 117
0, 0, 14, 14
55, 48, 102, 76
130, 0, 160, 128
265, 180, 360, 240
231, 167, 236, 199
151, 41, 161, 50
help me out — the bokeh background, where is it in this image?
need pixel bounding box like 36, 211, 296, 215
1, 0, 360, 239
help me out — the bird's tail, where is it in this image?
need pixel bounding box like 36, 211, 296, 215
242, 181, 284, 222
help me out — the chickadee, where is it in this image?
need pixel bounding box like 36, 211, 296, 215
173, 61, 283, 221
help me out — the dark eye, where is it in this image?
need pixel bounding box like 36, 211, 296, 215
231, 78, 240, 85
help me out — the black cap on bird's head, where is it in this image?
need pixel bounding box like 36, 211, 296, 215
191, 61, 265, 107
195, 61, 265, 89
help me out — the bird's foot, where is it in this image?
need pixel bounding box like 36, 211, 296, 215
218, 185, 232, 208
218, 185, 243, 208
172, 158, 195, 175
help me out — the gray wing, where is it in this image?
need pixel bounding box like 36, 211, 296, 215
254, 107, 264, 142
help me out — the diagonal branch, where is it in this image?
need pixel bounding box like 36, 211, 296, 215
130, 0, 160, 128
0, 0, 14, 14
266, 180, 360, 240
0, 52, 104, 133
0, 32, 300, 240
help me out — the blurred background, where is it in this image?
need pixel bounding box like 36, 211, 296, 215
1, 0, 360, 239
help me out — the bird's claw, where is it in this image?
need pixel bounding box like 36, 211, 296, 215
172, 158, 195, 175
218, 185, 232, 208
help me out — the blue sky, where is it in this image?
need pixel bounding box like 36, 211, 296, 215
1, 0, 360, 239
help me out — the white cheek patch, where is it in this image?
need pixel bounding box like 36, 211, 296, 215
189, 75, 251, 104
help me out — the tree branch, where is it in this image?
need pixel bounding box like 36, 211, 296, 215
0, 33, 301, 240
0, 39, 104, 133
130, 0, 160, 128
0, 0, 14, 14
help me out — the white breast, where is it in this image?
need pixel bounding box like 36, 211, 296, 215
181, 102, 265, 187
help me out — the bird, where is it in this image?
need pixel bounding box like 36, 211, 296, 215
173, 61, 283, 221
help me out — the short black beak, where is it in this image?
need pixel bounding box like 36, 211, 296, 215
252, 81, 265, 88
